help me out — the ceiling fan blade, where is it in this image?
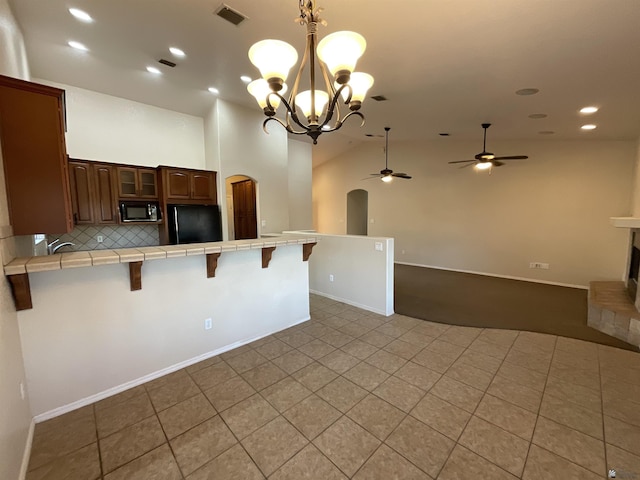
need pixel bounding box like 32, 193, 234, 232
492, 155, 528, 160
448, 160, 476, 164
362, 175, 382, 180
392, 173, 412, 179
492, 161, 505, 167
460, 162, 475, 169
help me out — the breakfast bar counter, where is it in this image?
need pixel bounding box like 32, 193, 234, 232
4, 235, 317, 310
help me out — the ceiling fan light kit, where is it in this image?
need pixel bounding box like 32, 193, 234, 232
247, 0, 374, 144
448, 123, 529, 171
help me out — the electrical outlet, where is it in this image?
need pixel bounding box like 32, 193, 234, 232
261, 220, 266, 227
375, 242, 383, 251
329, 274, 334, 282
401, 249, 406, 254
19, 382, 25, 400
370, 218, 375, 224
529, 262, 550, 269
204, 318, 212, 330
97, 235, 104, 243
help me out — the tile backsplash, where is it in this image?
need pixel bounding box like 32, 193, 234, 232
47, 224, 160, 252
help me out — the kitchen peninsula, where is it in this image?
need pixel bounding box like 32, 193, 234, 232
9, 235, 317, 418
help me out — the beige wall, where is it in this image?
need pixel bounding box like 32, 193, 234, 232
0, 1, 34, 478
631, 139, 640, 216
313, 139, 636, 287
35, 80, 206, 168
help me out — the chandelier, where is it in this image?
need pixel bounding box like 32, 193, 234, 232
246, 0, 374, 144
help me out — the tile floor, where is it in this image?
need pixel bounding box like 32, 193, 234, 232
26, 295, 640, 479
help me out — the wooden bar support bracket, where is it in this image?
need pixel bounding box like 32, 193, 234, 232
206, 253, 221, 278
8, 273, 32, 310
262, 247, 276, 269
129, 261, 143, 291
303, 242, 317, 262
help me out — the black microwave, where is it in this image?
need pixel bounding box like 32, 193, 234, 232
120, 201, 161, 222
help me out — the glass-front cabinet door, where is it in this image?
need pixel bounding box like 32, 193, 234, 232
138, 169, 157, 198
117, 167, 137, 197
117, 167, 157, 199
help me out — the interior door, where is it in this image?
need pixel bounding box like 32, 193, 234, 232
232, 179, 257, 240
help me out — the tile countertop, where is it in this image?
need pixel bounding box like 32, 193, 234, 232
4, 235, 317, 275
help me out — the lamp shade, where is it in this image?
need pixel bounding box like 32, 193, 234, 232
317, 31, 366, 80
248, 40, 298, 88
381, 175, 393, 182
339, 72, 374, 103
295, 90, 329, 119
247, 79, 287, 109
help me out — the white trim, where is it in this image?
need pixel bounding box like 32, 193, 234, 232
310, 289, 393, 316
18, 418, 35, 480
395, 261, 588, 290
33, 316, 310, 423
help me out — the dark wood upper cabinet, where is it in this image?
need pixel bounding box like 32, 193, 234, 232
0, 75, 72, 235
159, 167, 217, 204
93, 164, 118, 224
117, 166, 157, 199
165, 170, 190, 199
68, 161, 95, 225
68, 159, 118, 225
191, 172, 216, 200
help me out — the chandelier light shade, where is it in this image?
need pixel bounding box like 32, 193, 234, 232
247, 79, 287, 110
295, 90, 329, 119
316, 31, 366, 82
248, 40, 298, 91
247, 0, 374, 144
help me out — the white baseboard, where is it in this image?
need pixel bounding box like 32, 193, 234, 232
18, 418, 35, 480
395, 261, 588, 290
33, 315, 310, 423
309, 290, 393, 316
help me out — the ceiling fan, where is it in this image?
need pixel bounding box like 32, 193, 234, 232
365, 127, 412, 182
448, 123, 528, 170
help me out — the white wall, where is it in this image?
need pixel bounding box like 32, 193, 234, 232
313, 139, 636, 287
289, 232, 394, 316
288, 140, 313, 230
211, 99, 291, 238
35, 80, 206, 168
18, 246, 309, 417
0, 1, 34, 478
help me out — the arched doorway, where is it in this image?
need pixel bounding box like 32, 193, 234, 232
347, 189, 368, 235
225, 175, 258, 240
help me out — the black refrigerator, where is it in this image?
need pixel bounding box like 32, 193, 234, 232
167, 204, 223, 244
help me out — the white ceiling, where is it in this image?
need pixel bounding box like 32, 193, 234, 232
9, 0, 640, 165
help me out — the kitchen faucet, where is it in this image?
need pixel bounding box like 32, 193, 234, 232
47, 239, 75, 255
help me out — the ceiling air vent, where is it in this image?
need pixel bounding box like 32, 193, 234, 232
371, 95, 387, 102
215, 4, 247, 26
158, 59, 176, 68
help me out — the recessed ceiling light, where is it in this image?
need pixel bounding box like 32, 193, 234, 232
528, 113, 547, 119
208, 87, 219, 94
580, 106, 598, 114
68, 41, 88, 51
146, 66, 162, 74
169, 47, 185, 57
68, 8, 93, 22
516, 88, 539, 96
240, 75, 252, 83
581, 124, 597, 130
538, 131, 555, 135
